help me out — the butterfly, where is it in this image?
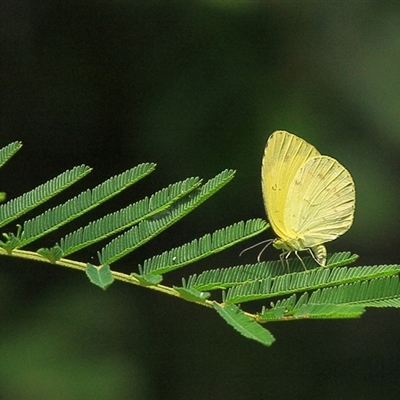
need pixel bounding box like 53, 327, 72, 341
261, 130, 356, 266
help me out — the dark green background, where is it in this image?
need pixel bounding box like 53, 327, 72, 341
1, 2, 400, 399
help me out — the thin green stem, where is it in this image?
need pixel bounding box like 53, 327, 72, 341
0, 248, 242, 313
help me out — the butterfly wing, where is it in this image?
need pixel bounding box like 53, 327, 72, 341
261, 130, 320, 240
284, 155, 356, 247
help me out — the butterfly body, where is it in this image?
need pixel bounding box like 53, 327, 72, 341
262, 130, 355, 266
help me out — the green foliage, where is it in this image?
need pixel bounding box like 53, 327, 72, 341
223, 263, 400, 304
0, 165, 92, 231
140, 219, 268, 275
1, 140, 400, 346
0, 141, 22, 168
131, 273, 163, 286
37, 245, 63, 263
19, 164, 155, 248
60, 176, 201, 256
98, 169, 235, 265
183, 252, 357, 291
213, 303, 275, 346
174, 287, 211, 302
86, 264, 114, 290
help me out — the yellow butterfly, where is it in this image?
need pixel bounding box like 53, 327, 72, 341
262, 130, 355, 266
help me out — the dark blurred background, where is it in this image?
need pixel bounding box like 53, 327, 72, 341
1, 1, 400, 399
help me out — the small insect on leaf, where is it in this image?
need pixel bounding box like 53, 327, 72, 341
261, 130, 356, 266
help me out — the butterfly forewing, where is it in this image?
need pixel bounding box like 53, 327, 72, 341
262, 131, 320, 240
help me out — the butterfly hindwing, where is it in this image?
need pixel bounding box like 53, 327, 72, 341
284, 155, 355, 247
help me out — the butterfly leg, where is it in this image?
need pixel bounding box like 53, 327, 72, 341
293, 251, 307, 270
279, 251, 292, 272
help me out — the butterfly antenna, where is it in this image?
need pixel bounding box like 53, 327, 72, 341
256, 240, 274, 262
239, 239, 273, 259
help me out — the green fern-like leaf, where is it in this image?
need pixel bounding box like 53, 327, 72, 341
224, 264, 400, 304
0, 141, 22, 168
258, 276, 400, 322
326, 252, 359, 267
0, 165, 92, 229
194, 169, 235, 205
174, 287, 211, 302
37, 245, 63, 263
59, 176, 201, 256
213, 302, 275, 346
130, 273, 163, 286
17, 164, 155, 248
86, 263, 114, 290
183, 252, 357, 292
290, 303, 366, 319
259, 302, 365, 321
0, 225, 23, 254
141, 219, 269, 275
184, 261, 278, 291
308, 276, 400, 307
98, 170, 235, 265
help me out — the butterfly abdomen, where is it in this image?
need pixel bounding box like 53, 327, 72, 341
310, 244, 327, 266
